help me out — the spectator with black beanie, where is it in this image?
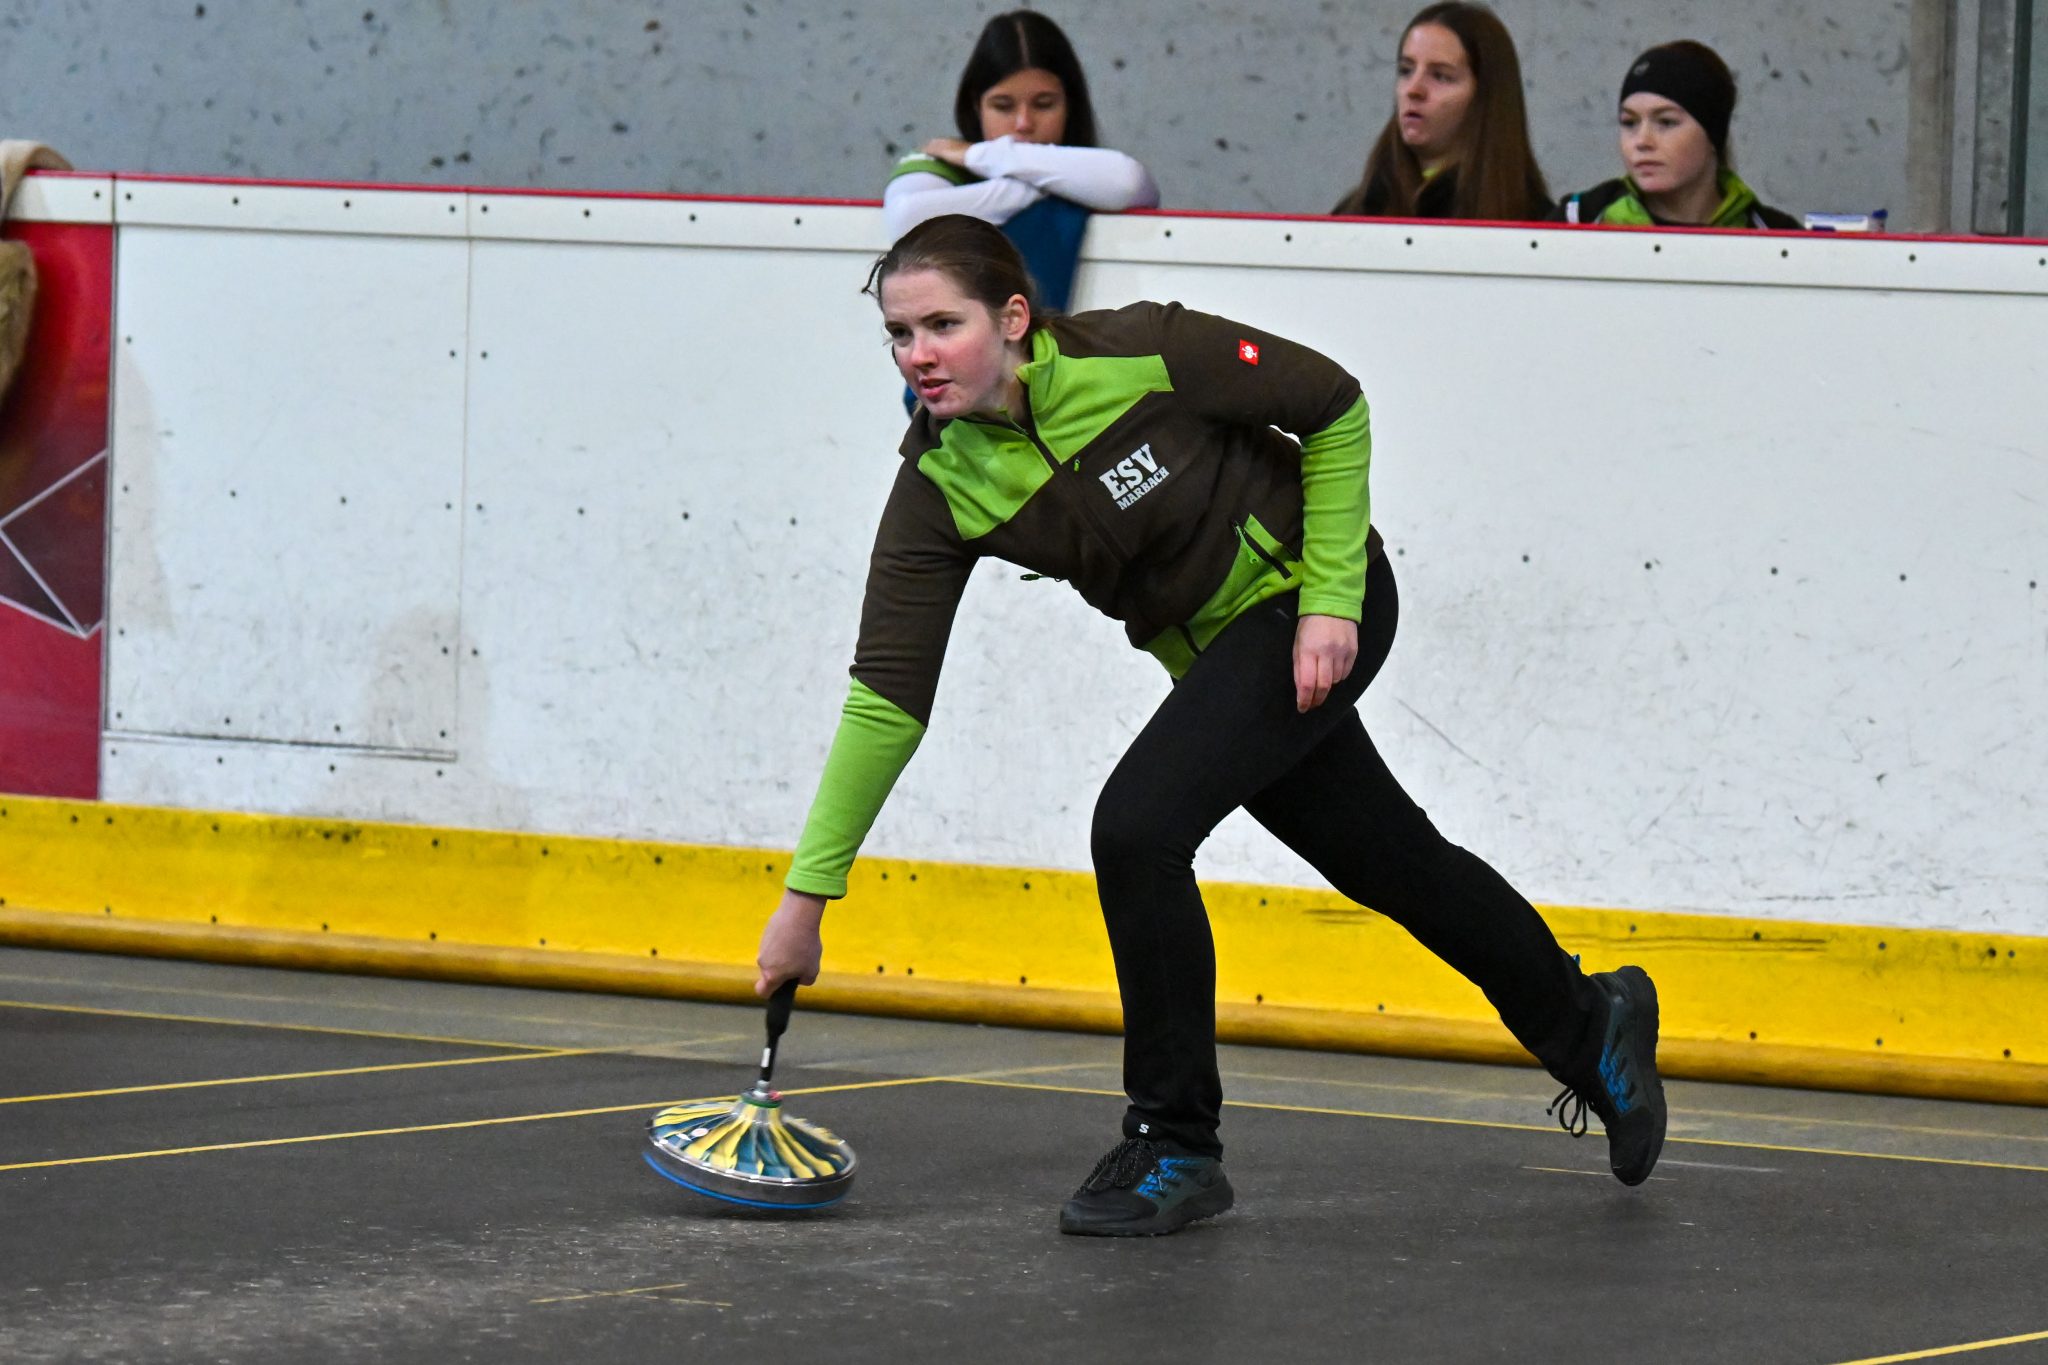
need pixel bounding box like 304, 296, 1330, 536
1554, 41, 1801, 230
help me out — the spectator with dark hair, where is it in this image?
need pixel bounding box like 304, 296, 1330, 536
1553, 41, 1801, 229
1331, 2, 1551, 222
882, 10, 1157, 314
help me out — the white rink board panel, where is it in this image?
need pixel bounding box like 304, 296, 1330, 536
106, 225, 469, 753
9, 173, 115, 225
1091, 259, 2048, 934
99, 194, 2048, 936
451, 236, 905, 837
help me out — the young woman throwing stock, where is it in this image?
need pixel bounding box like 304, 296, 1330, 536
754, 214, 1667, 1237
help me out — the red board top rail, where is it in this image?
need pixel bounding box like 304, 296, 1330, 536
30, 169, 2048, 250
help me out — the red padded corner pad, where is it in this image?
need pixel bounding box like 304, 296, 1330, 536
0, 613, 100, 797
0, 220, 114, 800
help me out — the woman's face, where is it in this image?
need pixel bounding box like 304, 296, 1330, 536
977, 67, 1069, 144
1619, 94, 1718, 197
1394, 23, 1476, 164
881, 267, 1030, 420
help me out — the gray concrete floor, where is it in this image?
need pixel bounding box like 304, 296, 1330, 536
3, 945, 2046, 1364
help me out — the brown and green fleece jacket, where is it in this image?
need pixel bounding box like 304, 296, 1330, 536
785, 300, 1380, 898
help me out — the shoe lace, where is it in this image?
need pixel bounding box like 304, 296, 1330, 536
1080, 1137, 1162, 1192
1546, 1085, 1590, 1138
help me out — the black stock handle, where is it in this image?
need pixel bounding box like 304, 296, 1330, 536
758, 979, 800, 1087
765, 978, 799, 1045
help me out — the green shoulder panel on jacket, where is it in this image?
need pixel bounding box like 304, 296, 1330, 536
1577, 172, 1782, 230
916, 421, 1054, 541
1143, 512, 1305, 676
890, 154, 976, 186
1587, 181, 1653, 226
1709, 172, 1762, 227
917, 329, 1173, 540
785, 679, 927, 899
1017, 328, 1174, 464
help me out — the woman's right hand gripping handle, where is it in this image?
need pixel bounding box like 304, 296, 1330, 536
755, 889, 827, 997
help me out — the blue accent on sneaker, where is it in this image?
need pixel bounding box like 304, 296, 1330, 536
1545, 965, 1667, 1186
1600, 1040, 1634, 1116
1060, 1138, 1234, 1237
1135, 1155, 1204, 1199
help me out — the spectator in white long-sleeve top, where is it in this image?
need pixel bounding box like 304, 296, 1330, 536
883, 10, 1157, 313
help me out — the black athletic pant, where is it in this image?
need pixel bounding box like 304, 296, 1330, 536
1091, 556, 1603, 1157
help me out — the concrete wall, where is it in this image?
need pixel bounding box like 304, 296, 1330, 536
2030, 0, 2048, 232
0, 1, 1917, 219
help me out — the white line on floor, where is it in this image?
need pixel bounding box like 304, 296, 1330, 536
1659, 1158, 1779, 1174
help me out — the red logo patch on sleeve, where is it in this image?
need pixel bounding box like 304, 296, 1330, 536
1238, 340, 1260, 365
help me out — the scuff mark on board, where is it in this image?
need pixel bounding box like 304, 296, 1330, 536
1395, 698, 1502, 778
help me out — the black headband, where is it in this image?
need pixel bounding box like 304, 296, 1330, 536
1620, 46, 1735, 154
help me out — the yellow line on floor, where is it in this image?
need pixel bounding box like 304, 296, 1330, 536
14, 1060, 2041, 1180
935, 1061, 1109, 1082
950, 1074, 1564, 1133
0, 969, 704, 1036
0, 1047, 602, 1106
598, 1034, 750, 1056
945, 1077, 2048, 1175
0, 997, 558, 1051
1220, 1067, 1532, 1103
0, 1076, 944, 1174
1222, 1067, 2048, 1149
1829, 1327, 2048, 1363
1649, 1133, 2048, 1176
29, 963, 2030, 1146
30, 976, 2028, 1151
1669, 1104, 2048, 1146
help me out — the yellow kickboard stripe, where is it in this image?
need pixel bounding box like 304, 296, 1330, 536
0, 796, 2043, 1106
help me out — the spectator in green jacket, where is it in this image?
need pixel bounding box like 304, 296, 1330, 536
1554, 41, 1801, 230
1331, 2, 1552, 222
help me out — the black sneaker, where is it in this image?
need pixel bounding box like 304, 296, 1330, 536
1547, 965, 1667, 1186
1058, 1137, 1235, 1237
